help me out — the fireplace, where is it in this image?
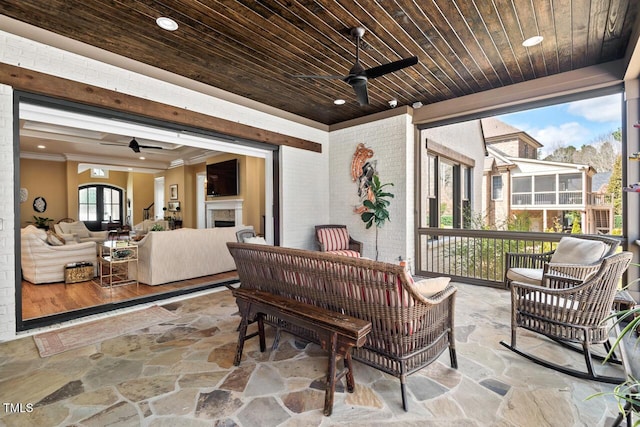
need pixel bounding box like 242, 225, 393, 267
205, 199, 243, 228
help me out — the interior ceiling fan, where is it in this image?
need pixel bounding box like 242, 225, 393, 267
291, 27, 418, 106
101, 137, 164, 153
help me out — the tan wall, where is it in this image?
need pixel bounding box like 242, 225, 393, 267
131, 173, 155, 225
19, 158, 67, 228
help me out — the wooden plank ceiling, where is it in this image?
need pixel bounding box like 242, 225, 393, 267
1, 1, 639, 125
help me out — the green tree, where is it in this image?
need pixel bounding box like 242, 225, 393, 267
607, 154, 622, 215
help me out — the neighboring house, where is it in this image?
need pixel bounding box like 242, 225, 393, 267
481, 118, 615, 234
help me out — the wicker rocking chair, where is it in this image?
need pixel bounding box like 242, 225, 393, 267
500, 251, 632, 384
504, 235, 620, 289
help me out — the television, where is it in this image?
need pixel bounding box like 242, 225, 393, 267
206, 159, 239, 197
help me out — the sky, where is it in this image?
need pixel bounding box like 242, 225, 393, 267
495, 93, 623, 157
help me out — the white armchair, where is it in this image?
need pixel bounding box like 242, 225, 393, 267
21, 225, 96, 284
54, 220, 109, 243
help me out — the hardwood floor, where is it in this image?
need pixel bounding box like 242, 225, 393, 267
21, 271, 239, 320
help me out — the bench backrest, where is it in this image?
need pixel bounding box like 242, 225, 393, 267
227, 242, 454, 357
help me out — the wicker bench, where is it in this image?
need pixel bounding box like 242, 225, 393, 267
227, 242, 457, 411
232, 287, 371, 416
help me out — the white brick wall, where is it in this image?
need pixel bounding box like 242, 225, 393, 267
0, 30, 330, 341
280, 145, 330, 250
0, 84, 15, 341
329, 115, 414, 264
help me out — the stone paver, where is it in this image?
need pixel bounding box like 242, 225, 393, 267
0, 285, 626, 426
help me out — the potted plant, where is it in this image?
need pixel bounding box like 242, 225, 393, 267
30, 216, 54, 229
589, 301, 640, 422
360, 174, 394, 261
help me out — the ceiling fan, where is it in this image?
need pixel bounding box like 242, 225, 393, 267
291, 27, 418, 106
101, 138, 164, 153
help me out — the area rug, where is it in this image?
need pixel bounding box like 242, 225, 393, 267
33, 305, 178, 357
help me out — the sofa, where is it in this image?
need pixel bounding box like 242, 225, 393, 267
21, 225, 97, 284
227, 242, 457, 410
133, 219, 170, 233
53, 221, 109, 244
132, 226, 244, 286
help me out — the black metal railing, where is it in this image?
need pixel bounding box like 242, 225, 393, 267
416, 228, 623, 288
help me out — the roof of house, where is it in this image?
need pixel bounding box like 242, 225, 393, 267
480, 117, 543, 148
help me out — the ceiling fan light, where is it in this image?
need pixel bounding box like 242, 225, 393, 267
156, 17, 178, 31
522, 35, 543, 47
334, 99, 346, 105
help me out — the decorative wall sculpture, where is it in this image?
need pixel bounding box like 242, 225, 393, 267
351, 143, 376, 214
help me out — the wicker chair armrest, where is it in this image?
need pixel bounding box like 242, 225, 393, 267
511, 277, 596, 298
543, 262, 601, 288
505, 251, 554, 269
348, 237, 363, 255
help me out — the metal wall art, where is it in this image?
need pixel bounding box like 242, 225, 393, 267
351, 143, 376, 214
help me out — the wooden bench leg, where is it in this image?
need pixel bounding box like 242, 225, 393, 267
257, 314, 266, 352
344, 351, 355, 393
234, 303, 250, 366
323, 332, 338, 416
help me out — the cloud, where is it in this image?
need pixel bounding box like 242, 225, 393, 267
526, 122, 592, 156
567, 95, 621, 123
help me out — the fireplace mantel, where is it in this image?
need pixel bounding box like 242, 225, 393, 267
205, 199, 243, 228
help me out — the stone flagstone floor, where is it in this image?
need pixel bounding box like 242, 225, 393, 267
0, 283, 628, 426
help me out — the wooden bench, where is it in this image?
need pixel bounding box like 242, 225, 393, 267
232, 287, 372, 416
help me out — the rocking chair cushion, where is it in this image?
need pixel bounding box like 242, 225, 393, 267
505, 268, 544, 285
550, 237, 608, 265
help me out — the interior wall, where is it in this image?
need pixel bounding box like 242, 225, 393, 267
19, 158, 67, 227
131, 172, 155, 226
206, 154, 265, 232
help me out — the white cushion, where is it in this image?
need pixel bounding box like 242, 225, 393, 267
45, 230, 65, 246
244, 236, 268, 245
524, 291, 580, 310
412, 277, 451, 297
550, 237, 608, 264
66, 222, 90, 239
506, 268, 544, 285
59, 233, 78, 244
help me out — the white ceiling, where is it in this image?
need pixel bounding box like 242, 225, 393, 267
18, 103, 235, 173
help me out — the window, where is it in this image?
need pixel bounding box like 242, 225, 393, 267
491, 176, 503, 200
559, 173, 582, 191
79, 185, 122, 228
421, 148, 473, 229
90, 168, 109, 178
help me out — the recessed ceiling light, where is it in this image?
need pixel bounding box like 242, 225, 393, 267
522, 36, 543, 47
156, 17, 178, 31
127, 167, 133, 171
37, 145, 45, 149
139, 156, 146, 160
334, 99, 346, 105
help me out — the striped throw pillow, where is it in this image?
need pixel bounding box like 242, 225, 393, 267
318, 227, 349, 251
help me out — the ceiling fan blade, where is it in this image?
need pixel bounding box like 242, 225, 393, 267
365, 56, 418, 79
352, 79, 369, 106
289, 74, 345, 80
138, 145, 163, 150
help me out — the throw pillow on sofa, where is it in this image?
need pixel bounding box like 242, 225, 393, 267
45, 230, 66, 246
411, 277, 451, 297
67, 222, 90, 239
244, 236, 268, 245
